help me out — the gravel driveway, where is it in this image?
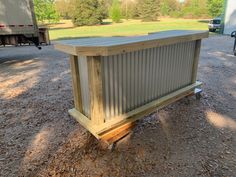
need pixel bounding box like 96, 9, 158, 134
0, 35, 236, 177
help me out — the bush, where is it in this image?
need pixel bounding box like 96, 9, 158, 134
207, 0, 224, 17
110, 0, 122, 23
160, 0, 179, 16
55, 0, 75, 19
72, 0, 106, 26
34, 0, 60, 23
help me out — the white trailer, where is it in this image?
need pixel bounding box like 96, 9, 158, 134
0, 0, 42, 48
223, 0, 236, 35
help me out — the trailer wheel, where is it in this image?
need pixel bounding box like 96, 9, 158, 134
194, 88, 202, 100
108, 143, 116, 151
231, 31, 236, 37
196, 92, 201, 100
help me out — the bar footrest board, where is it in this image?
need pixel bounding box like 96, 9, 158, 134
69, 81, 202, 143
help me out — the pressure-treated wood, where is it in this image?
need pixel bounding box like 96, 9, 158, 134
100, 122, 136, 144
87, 56, 105, 125
192, 40, 202, 83
55, 30, 208, 145
54, 30, 209, 56
39, 27, 51, 45
68, 109, 100, 139
95, 81, 202, 135
70, 55, 83, 112
68, 81, 202, 141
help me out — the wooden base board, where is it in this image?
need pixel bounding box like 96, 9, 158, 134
69, 82, 202, 144
99, 122, 136, 144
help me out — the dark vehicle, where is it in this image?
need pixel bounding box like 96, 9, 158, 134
231, 31, 236, 56
208, 18, 222, 32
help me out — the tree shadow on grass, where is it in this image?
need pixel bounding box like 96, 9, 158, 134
101, 21, 112, 25
49, 21, 113, 31
49, 26, 76, 31
52, 35, 130, 41
198, 20, 209, 24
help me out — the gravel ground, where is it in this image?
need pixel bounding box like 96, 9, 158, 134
0, 35, 236, 177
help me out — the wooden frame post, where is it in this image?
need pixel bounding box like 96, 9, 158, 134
70, 55, 83, 112
192, 39, 202, 83
87, 56, 105, 125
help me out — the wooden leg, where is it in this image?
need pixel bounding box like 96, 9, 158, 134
192, 40, 201, 83
87, 56, 105, 125
70, 55, 83, 112
45, 29, 51, 45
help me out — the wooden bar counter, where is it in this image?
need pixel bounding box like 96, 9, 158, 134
55, 30, 209, 144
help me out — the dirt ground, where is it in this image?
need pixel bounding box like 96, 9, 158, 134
0, 35, 236, 177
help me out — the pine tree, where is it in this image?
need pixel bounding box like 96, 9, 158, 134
138, 0, 160, 21
72, 0, 105, 26
160, 0, 179, 16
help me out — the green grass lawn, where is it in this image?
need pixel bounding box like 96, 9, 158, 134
49, 18, 209, 40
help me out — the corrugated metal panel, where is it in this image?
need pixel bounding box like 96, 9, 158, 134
101, 41, 196, 121
78, 56, 90, 118
79, 41, 196, 121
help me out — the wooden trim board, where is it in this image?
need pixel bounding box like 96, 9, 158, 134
68, 81, 202, 141
87, 56, 105, 125
54, 31, 209, 56
100, 122, 136, 144
68, 109, 100, 139
192, 40, 202, 83
69, 55, 83, 112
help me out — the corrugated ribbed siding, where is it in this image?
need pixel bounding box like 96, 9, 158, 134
101, 41, 196, 121
78, 56, 90, 117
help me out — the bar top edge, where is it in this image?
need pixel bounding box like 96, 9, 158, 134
54, 30, 209, 56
